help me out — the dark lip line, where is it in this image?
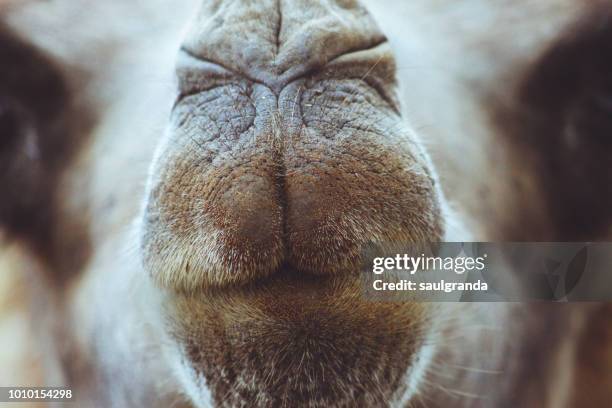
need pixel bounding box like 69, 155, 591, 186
166, 263, 358, 297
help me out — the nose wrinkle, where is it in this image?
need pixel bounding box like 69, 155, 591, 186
182, 0, 388, 93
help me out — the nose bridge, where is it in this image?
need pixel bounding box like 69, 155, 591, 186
182, 0, 388, 93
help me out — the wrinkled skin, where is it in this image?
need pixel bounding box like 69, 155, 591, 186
1, 0, 612, 407
143, 2, 445, 405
